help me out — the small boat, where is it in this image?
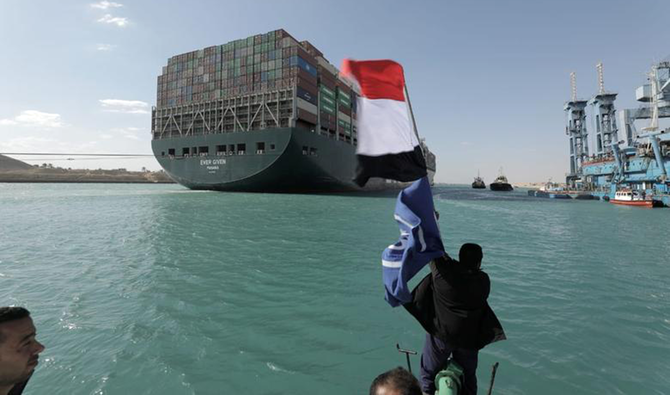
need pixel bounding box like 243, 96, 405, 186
490, 169, 513, 191
529, 181, 572, 199
472, 171, 486, 189
610, 189, 662, 207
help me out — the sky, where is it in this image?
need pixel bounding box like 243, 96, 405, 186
1, 0, 669, 183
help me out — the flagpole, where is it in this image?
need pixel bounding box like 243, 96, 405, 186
404, 85, 425, 156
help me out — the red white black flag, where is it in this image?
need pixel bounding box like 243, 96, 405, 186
340, 59, 427, 187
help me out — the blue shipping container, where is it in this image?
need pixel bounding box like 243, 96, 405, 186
289, 56, 317, 78
297, 57, 317, 77
297, 87, 317, 105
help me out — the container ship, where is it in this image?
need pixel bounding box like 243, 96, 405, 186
564, 62, 670, 206
151, 29, 436, 192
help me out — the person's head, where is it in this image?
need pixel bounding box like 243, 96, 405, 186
369, 367, 422, 395
459, 243, 483, 270
0, 307, 45, 388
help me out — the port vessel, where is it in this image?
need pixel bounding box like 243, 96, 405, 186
564, 62, 669, 206
151, 29, 435, 192
471, 172, 486, 189
489, 170, 513, 191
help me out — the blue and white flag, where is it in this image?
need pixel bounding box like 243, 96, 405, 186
382, 176, 445, 307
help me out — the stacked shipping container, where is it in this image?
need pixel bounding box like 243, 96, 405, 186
155, 29, 357, 142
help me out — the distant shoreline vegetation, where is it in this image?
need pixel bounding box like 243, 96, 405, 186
0, 154, 174, 183
0, 167, 174, 183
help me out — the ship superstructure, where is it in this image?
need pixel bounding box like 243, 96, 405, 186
151, 29, 435, 192
564, 62, 670, 206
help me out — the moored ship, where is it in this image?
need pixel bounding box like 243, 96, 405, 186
151, 29, 435, 192
528, 181, 571, 199
610, 190, 662, 207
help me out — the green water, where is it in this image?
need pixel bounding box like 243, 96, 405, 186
1, 183, 668, 394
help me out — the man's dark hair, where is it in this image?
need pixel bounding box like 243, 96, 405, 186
0, 307, 31, 343
369, 366, 422, 395
459, 243, 483, 269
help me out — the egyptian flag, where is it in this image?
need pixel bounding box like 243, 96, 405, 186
340, 59, 427, 187
381, 176, 445, 307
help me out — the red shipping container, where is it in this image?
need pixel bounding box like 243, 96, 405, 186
297, 109, 318, 125
319, 70, 337, 83
297, 67, 317, 84
299, 40, 323, 58
297, 78, 317, 96
320, 79, 336, 91
296, 46, 316, 65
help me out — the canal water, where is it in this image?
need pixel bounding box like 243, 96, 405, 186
1, 183, 668, 394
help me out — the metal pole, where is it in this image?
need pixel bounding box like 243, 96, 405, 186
396, 343, 417, 373
487, 362, 500, 395
403, 85, 424, 155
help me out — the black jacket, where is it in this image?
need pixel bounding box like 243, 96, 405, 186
8, 375, 31, 395
403, 255, 506, 350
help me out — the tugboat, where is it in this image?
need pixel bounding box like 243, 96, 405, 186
472, 171, 486, 189
490, 169, 513, 191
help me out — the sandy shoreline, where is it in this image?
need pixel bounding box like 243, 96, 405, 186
0, 169, 174, 184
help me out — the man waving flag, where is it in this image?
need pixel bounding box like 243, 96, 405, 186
341, 59, 504, 394
341, 58, 438, 306
340, 59, 427, 187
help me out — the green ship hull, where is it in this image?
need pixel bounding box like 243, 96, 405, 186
152, 127, 429, 192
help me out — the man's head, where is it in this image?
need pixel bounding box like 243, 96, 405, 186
0, 307, 45, 388
369, 367, 422, 395
459, 243, 483, 270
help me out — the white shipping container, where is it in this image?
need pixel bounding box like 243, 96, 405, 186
338, 112, 351, 123
297, 97, 318, 115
